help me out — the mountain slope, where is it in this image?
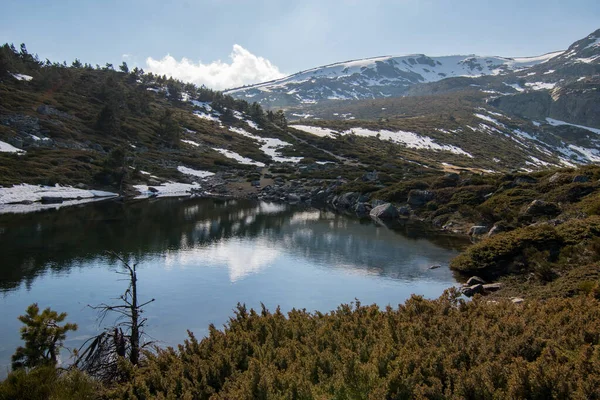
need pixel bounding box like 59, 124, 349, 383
225, 52, 563, 107
226, 29, 600, 115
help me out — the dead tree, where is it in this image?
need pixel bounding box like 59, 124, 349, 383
75, 251, 154, 381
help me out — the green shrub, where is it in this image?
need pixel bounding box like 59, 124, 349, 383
106, 294, 600, 399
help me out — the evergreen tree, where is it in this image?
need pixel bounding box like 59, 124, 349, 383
11, 304, 77, 370
119, 61, 129, 73
158, 109, 180, 147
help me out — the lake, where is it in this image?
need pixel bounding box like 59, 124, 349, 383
0, 197, 467, 375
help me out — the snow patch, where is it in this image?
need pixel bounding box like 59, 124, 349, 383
525, 82, 556, 90
0, 184, 116, 205
177, 166, 215, 178
181, 139, 201, 147
229, 127, 302, 163
0, 140, 25, 154
11, 73, 33, 81
339, 128, 472, 157
291, 125, 337, 138
213, 148, 265, 167
546, 118, 600, 135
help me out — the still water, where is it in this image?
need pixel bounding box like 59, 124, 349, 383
0, 197, 467, 374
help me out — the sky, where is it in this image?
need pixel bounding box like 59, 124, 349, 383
1, 0, 599, 90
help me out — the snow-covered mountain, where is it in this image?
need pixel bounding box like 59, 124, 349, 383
225, 29, 600, 108
224, 52, 563, 106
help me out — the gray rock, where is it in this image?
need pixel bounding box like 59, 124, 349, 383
371, 199, 386, 208
335, 192, 360, 209
397, 205, 411, 216
483, 283, 503, 292
461, 284, 484, 297
148, 187, 159, 193
369, 203, 399, 220
514, 176, 537, 185
468, 225, 488, 236
428, 264, 441, 270
548, 172, 562, 183
354, 202, 368, 215
523, 200, 560, 217
362, 170, 378, 182
466, 276, 486, 286
488, 222, 508, 237
511, 298, 525, 304
287, 194, 301, 203
572, 175, 590, 183
407, 190, 434, 206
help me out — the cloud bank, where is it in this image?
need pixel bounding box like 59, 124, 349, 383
145, 45, 285, 90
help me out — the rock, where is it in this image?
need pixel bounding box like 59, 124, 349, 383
514, 176, 537, 185
407, 190, 434, 206
369, 203, 399, 220
397, 205, 411, 216
548, 172, 563, 183
511, 298, 525, 304
482, 283, 503, 292
17, 200, 34, 205
429, 264, 441, 270
572, 175, 590, 183
523, 200, 560, 217
40, 196, 64, 204
75, 183, 87, 189
468, 225, 488, 236
371, 199, 386, 208
466, 276, 486, 286
461, 284, 483, 297
354, 202, 368, 215
287, 194, 301, 203
488, 222, 508, 237
362, 170, 378, 182
147, 187, 159, 193
335, 192, 360, 209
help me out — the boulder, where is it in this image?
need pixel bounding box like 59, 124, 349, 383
429, 264, 441, 270
287, 194, 301, 203
397, 205, 411, 216
407, 190, 434, 206
354, 202, 368, 215
548, 172, 562, 183
466, 276, 486, 286
371, 199, 386, 208
483, 283, 503, 292
335, 192, 360, 208
461, 284, 483, 297
369, 203, 399, 220
514, 176, 537, 185
572, 175, 590, 183
488, 222, 509, 237
511, 298, 525, 304
468, 225, 488, 236
148, 187, 159, 193
362, 170, 378, 182
523, 200, 560, 217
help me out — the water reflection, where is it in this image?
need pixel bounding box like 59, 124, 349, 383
0, 198, 466, 292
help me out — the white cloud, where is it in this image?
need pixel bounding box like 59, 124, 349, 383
122, 53, 131, 60
145, 45, 285, 90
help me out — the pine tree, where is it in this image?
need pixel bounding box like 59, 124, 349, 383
11, 304, 77, 370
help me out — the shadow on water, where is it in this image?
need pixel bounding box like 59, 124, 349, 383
0, 197, 469, 293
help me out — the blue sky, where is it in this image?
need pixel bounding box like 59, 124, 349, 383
1, 0, 598, 89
